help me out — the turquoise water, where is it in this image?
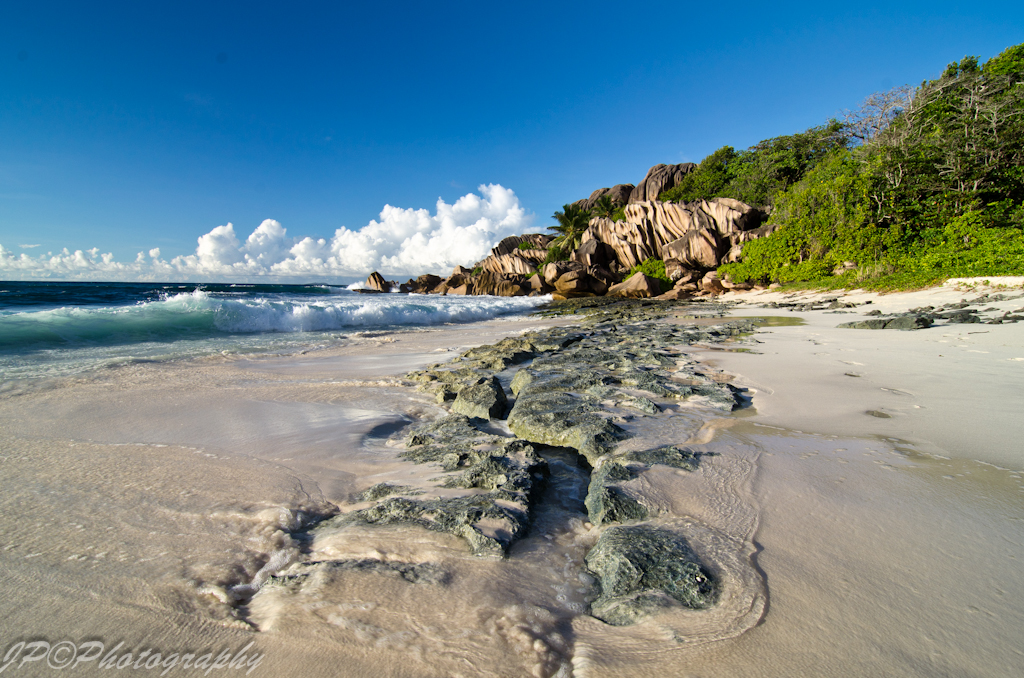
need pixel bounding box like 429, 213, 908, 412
0, 281, 549, 382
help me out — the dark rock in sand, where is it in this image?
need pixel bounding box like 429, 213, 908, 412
624, 445, 704, 471
355, 495, 525, 556
839, 315, 932, 330
442, 440, 547, 502
401, 413, 503, 468
586, 525, 717, 625
358, 482, 421, 502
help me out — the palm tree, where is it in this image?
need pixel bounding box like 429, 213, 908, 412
592, 194, 616, 219
548, 203, 592, 252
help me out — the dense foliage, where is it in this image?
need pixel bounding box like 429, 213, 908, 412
715, 42, 1024, 287
659, 121, 849, 208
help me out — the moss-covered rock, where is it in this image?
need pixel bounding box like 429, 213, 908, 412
353, 495, 526, 556
624, 445, 704, 471
586, 525, 717, 625
451, 375, 509, 420
507, 392, 627, 465
584, 462, 647, 526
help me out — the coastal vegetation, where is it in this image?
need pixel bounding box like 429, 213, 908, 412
694, 43, 1024, 289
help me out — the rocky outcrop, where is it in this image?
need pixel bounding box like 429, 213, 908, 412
580, 198, 763, 272
628, 164, 696, 203
399, 274, 442, 294
488, 233, 554, 258
572, 238, 617, 269
661, 227, 723, 269
473, 271, 527, 297
480, 253, 538, 277
451, 376, 509, 420
364, 271, 394, 293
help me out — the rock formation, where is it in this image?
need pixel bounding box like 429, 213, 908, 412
582, 199, 762, 269
363, 162, 777, 299
574, 184, 636, 211
627, 163, 696, 203
607, 272, 663, 299
364, 271, 394, 293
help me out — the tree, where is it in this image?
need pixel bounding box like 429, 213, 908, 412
659, 146, 738, 203
592, 195, 615, 219
843, 85, 914, 144
726, 120, 850, 208
548, 203, 592, 252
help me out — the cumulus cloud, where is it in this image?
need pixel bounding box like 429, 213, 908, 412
0, 184, 534, 282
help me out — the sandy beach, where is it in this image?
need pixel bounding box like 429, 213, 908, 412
1, 285, 1023, 677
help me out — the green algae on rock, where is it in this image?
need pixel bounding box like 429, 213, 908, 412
586, 525, 718, 626
451, 375, 509, 420
584, 462, 648, 526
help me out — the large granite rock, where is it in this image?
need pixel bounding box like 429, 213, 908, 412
474, 272, 525, 297
607, 273, 662, 299
480, 253, 538, 277
699, 271, 727, 295
400, 274, 442, 294
364, 271, 393, 293
572, 238, 616, 269
662, 227, 724, 270
628, 164, 697, 203
553, 270, 607, 298
664, 259, 702, 284
580, 199, 764, 271
542, 260, 583, 286
488, 234, 554, 258
585, 525, 717, 625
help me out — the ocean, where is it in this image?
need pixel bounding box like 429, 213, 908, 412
0, 281, 549, 383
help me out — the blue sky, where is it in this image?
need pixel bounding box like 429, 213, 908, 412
2, 1, 1022, 282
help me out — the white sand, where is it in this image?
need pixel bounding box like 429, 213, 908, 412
703, 277, 1024, 469
1, 295, 1022, 676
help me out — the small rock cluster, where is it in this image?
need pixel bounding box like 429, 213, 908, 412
835, 292, 1024, 330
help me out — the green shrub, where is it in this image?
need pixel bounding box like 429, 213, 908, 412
627, 258, 672, 292
542, 244, 570, 265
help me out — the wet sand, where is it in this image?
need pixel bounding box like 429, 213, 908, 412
1, 298, 1023, 676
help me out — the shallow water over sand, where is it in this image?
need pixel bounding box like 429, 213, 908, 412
1, 316, 1022, 676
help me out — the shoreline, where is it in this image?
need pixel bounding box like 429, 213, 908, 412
706, 279, 1024, 469
1, 292, 1022, 676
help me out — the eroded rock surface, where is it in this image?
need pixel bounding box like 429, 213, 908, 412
331, 298, 753, 627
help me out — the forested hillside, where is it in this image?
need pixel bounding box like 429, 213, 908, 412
661, 43, 1024, 288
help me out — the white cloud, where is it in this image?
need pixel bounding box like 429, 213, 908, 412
19, 243, 41, 249
0, 184, 534, 282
